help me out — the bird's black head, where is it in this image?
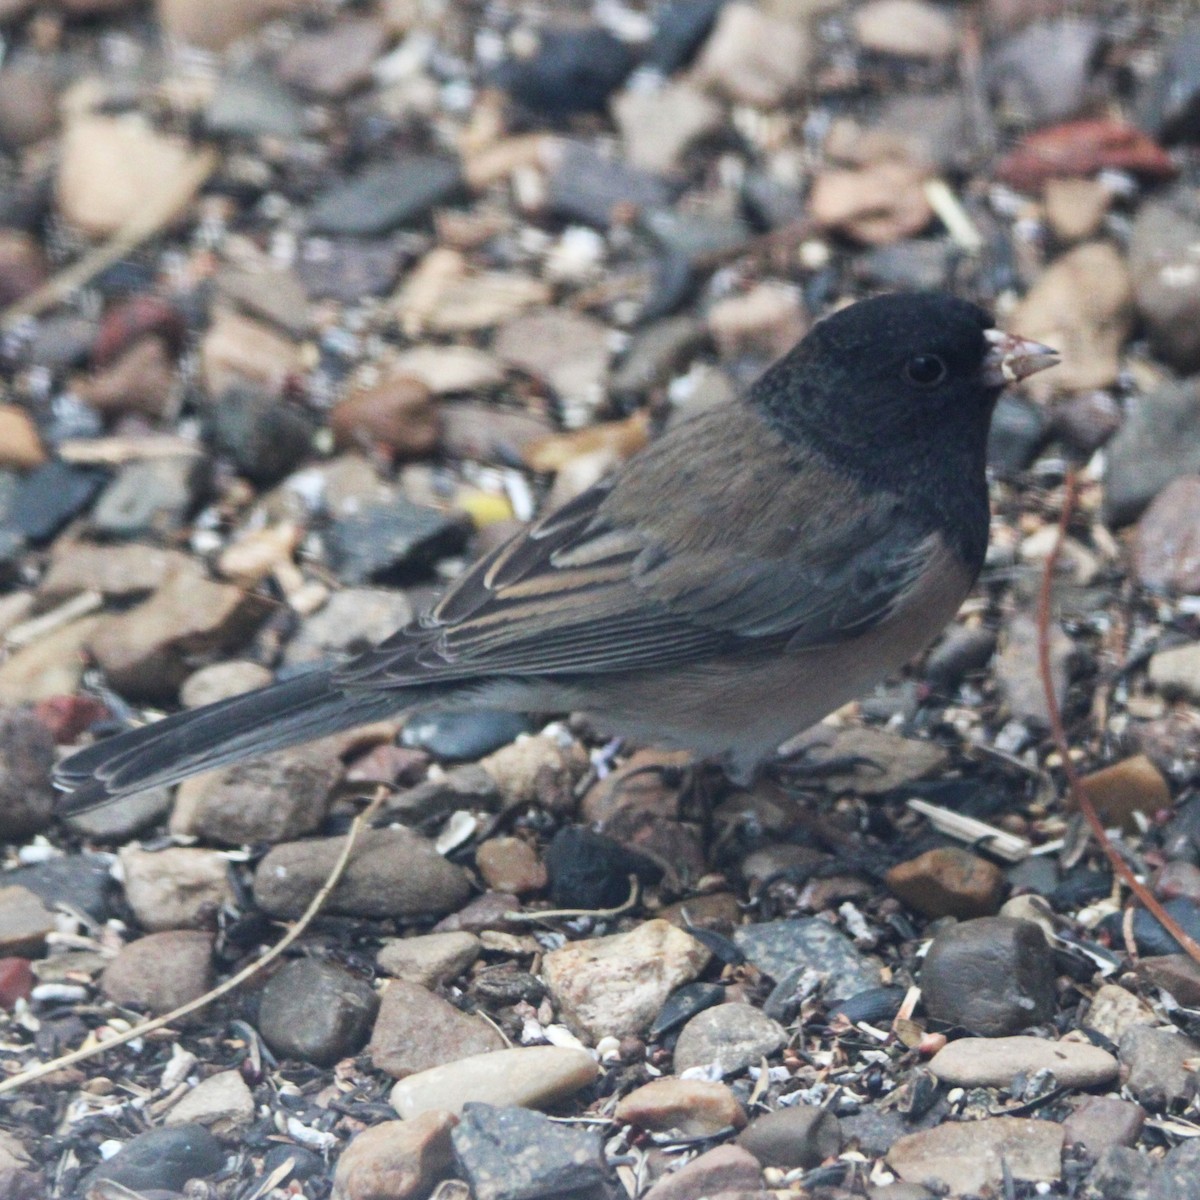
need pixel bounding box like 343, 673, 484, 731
754, 292, 997, 457
751, 291, 1057, 567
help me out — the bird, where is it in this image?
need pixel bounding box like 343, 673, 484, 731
55, 291, 1058, 815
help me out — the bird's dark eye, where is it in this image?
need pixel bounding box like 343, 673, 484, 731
902, 354, 948, 388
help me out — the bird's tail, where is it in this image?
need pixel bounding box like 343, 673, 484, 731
54, 668, 407, 815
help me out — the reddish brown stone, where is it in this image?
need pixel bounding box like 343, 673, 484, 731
997, 120, 1175, 192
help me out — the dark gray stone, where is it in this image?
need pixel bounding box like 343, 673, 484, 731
495, 26, 634, 116
1138, 19, 1200, 143
1149, 1137, 1200, 1199
736, 1105, 842, 1169
81, 1125, 226, 1193
204, 387, 315, 488
205, 66, 305, 138
258, 959, 379, 1067
0, 707, 55, 840
544, 827, 662, 910
401, 710, 533, 761
90, 457, 208, 538
1118, 1025, 1200, 1111
858, 239, 955, 293
9, 461, 108, 542
987, 18, 1102, 125
308, 155, 463, 236
296, 236, 406, 302
988, 392, 1049, 474
610, 317, 706, 399
1086, 1146, 1156, 1200
734, 917, 881, 1001
919, 916, 1056, 1035
325, 496, 468, 584
451, 1103, 614, 1200
645, 0, 726, 74
9, 853, 114, 921
545, 141, 673, 230
1130, 198, 1200, 375
672, 1001, 787, 1075
924, 624, 996, 691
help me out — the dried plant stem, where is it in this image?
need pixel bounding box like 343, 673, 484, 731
1037, 467, 1200, 966
1, 146, 219, 327
0, 788, 386, 1097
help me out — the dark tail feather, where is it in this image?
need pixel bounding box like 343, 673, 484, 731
54, 669, 406, 815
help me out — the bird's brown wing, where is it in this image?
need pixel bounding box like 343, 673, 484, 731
336, 407, 942, 690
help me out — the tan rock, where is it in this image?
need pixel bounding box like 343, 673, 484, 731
886, 847, 1004, 919
369, 980, 505, 1078
180, 661, 273, 708
332, 1113, 458, 1200
0, 886, 55, 956
75, 336, 176, 421
377, 931, 482, 988
523, 412, 650, 473
1010, 241, 1133, 397
156, 0, 308, 50
57, 115, 205, 239
611, 81, 724, 175
542, 918, 711, 1041
693, 3, 811, 109
120, 846, 234, 931
1044, 177, 1111, 243
928, 1035, 1117, 1088
390, 1046, 599, 1118
385, 345, 506, 394
475, 837, 547, 895
216, 522, 303, 586
888, 1117, 1064, 1194
1083, 984, 1158, 1044
38, 542, 189, 606
163, 1070, 254, 1138
479, 735, 582, 809
331, 374, 441, 458
0, 616, 105, 704
707, 282, 808, 361
0, 404, 45, 469
809, 161, 933, 245
615, 1078, 747, 1136
201, 308, 304, 398
88, 564, 269, 702
853, 0, 958, 59
101, 930, 214, 1016
1078, 754, 1171, 829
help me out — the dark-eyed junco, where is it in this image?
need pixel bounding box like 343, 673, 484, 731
56, 292, 1057, 813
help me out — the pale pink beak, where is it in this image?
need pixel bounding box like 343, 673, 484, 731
982, 328, 1060, 387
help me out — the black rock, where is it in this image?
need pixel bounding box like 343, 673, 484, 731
262, 1143, 325, 1181
1048, 867, 1113, 911
649, 981, 726, 1038
204, 387, 315, 487
545, 141, 673, 230
831, 985, 907, 1027
1138, 19, 1200, 144
307, 155, 464, 237
544, 827, 662, 909
90, 456, 209, 538
495, 26, 635, 116
924, 624, 996, 691
987, 392, 1049, 474
1105, 375, 1200, 526
919, 916, 1056, 1035
646, 0, 727, 74
1101, 896, 1200, 957
401, 710, 533, 761
452, 1103, 615, 1200
257, 958, 379, 1067
324, 497, 468, 585
10, 852, 115, 922
80, 1125, 226, 1194
8, 461, 108, 542
296, 237, 407, 301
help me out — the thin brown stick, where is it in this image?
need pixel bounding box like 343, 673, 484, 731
1036, 467, 1200, 965
0, 787, 387, 1096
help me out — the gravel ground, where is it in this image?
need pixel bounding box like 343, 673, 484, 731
0, 1, 1199, 1198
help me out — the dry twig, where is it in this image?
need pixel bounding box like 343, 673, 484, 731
0, 787, 387, 1096
1036, 467, 1200, 966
